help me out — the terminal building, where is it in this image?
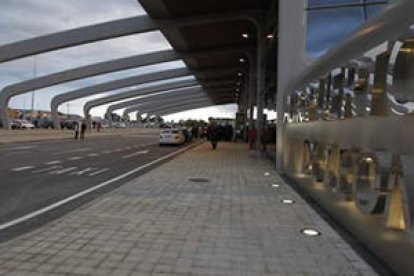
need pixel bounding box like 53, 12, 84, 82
1, 0, 414, 274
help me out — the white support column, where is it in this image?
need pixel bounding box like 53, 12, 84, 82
248, 62, 256, 132
276, 0, 308, 172
256, 29, 265, 149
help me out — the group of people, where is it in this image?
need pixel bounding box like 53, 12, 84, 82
247, 127, 271, 151
74, 120, 88, 140
205, 119, 271, 151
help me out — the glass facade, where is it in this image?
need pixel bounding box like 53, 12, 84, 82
306, 0, 389, 57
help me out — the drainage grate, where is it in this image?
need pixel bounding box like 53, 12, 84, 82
188, 177, 211, 183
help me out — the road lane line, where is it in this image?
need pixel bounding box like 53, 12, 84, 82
45, 161, 62, 165
114, 148, 123, 152
73, 147, 91, 152
122, 150, 149, 159
70, 167, 98, 176
49, 167, 77, 175
32, 166, 61, 174
10, 146, 36, 150
12, 166, 35, 172
87, 153, 99, 157
88, 168, 110, 176
0, 142, 201, 232
102, 150, 113, 154
68, 156, 84, 161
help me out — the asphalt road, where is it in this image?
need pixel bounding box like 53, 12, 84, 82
0, 131, 193, 235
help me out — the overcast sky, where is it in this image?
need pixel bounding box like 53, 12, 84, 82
0, 0, 386, 121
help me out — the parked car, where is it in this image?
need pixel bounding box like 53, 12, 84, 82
113, 121, 126, 128
11, 119, 35, 129
159, 128, 185, 145
60, 120, 77, 130
34, 117, 54, 129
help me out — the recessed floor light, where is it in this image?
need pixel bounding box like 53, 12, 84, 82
300, 228, 321, 237
264, 172, 270, 176
271, 184, 279, 188
282, 199, 295, 204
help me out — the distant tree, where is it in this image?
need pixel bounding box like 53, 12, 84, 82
154, 115, 164, 123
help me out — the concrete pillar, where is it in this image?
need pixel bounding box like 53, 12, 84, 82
256, 29, 265, 149
248, 63, 255, 131
276, 0, 308, 171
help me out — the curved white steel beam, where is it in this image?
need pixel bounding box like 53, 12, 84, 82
128, 98, 232, 119
156, 102, 228, 117
1, 46, 252, 128
84, 76, 237, 119
106, 87, 207, 116
53, 78, 198, 128
0, 11, 263, 63
126, 101, 218, 124
122, 92, 234, 119
107, 86, 235, 117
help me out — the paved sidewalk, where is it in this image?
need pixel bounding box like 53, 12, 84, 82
0, 142, 376, 275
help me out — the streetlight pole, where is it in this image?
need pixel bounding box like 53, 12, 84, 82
31, 55, 37, 120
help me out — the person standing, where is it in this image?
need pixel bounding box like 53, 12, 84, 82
74, 121, 79, 139
248, 127, 257, 150
207, 119, 219, 150
80, 120, 87, 140
261, 127, 270, 151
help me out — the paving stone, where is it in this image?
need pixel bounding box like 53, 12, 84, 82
0, 142, 378, 276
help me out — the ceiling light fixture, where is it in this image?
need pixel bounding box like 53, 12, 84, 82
267, 34, 274, 39
272, 184, 279, 188
300, 228, 321, 237
237, 72, 243, 77
239, 58, 246, 63
281, 199, 295, 204
242, 33, 249, 39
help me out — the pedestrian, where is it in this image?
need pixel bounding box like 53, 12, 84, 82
74, 121, 79, 139
247, 127, 257, 150
207, 120, 219, 150
262, 127, 270, 151
80, 120, 87, 139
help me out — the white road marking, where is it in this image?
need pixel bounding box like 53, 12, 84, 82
68, 156, 84, 161
70, 167, 98, 176
114, 148, 123, 152
87, 153, 99, 157
122, 150, 149, 159
10, 146, 36, 150
45, 161, 62, 165
73, 147, 91, 152
12, 166, 35, 172
0, 142, 200, 232
49, 167, 78, 175
32, 166, 62, 174
125, 146, 132, 150
102, 150, 113, 154
88, 168, 110, 176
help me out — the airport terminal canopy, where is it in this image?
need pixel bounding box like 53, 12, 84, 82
138, 0, 275, 109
